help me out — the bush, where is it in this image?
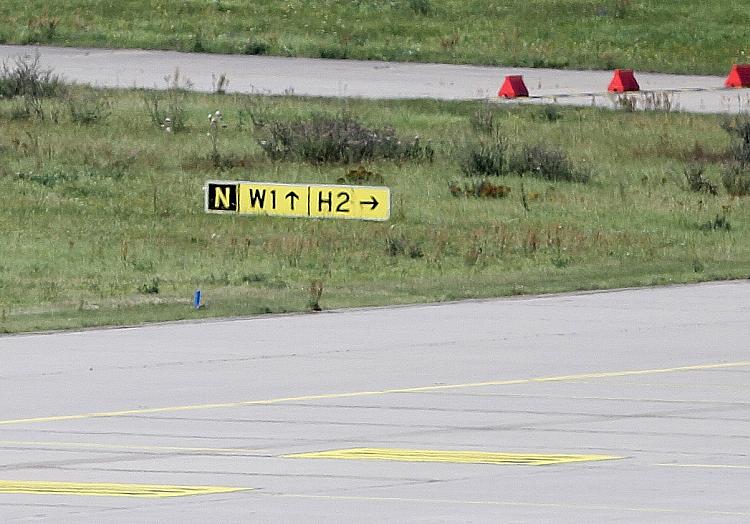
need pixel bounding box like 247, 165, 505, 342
722, 164, 750, 196
337, 165, 385, 185
15, 167, 77, 187
699, 214, 731, 232
721, 116, 750, 165
141, 70, 191, 132
469, 102, 497, 134
258, 114, 434, 164
460, 141, 589, 183
139, 278, 160, 294
449, 179, 511, 198
0, 53, 64, 99
460, 140, 507, 177
385, 235, 423, 258
319, 46, 348, 59
721, 116, 750, 147
408, 0, 433, 15
67, 90, 111, 125
533, 105, 562, 122
510, 144, 590, 183
684, 164, 717, 195
243, 40, 269, 55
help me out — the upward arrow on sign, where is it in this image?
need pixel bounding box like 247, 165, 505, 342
285, 191, 300, 210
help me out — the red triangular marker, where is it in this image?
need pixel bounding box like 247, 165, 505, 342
725, 64, 750, 88
498, 75, 529, 98
608, 69, 640, 93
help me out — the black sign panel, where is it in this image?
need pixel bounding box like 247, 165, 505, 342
206, 182, 237, 212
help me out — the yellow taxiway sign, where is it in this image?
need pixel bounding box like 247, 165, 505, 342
205, 181, 390, 221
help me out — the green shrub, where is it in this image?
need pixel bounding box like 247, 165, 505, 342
0, 53, 64, 99
461, 140, 507, 177
337, 165, 385, 185
15, 167, 78, 187
533, 105, 562, 122
318, 46, 348, 59
139, 278, 160, 294
258, 114, 434, 164
510, 144, 590, 183
449, 179, 512, 198
408, 0, 433, 15
243, 40, 269, 55
469, 102, 498, 134
722, 164, 750, 196
721, 116, 750, 146
67, 90, 111, 125
699, 214, 731, 232
684, 164, 717, 195
141, 70, 191, 132
721, 116, 750, 165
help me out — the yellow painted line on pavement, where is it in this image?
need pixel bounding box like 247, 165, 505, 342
284, 448, 621, 465
0, 440, 267, 455
0, 480, 249, 498
265, 493, 750, 517
655, 463, 750, 470
1, 360, 748, 427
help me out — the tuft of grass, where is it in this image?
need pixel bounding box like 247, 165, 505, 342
307, 279, 324, 311
699, 214, 731, 232
684, 164, 718, 196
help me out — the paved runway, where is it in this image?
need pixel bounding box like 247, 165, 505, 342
1, 281, 749, 521
2, 44, 750, 113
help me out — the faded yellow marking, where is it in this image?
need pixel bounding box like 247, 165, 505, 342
0, 480, 249, 498
266, 493, 750, 517
656, 463, 750, 470
1, 360, 748, 427
0, 440, 267, 455
284, 448, 621, 465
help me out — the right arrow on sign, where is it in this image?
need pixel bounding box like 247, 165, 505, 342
361, 196, 379, 210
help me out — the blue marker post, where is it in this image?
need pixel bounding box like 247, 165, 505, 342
193, 289, 202, 309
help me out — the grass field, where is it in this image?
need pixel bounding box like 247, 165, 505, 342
0, 1, 749, 75
1, 61, 749, 332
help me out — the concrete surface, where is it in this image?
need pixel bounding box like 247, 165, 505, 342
2, 45, 750, 113
1, 281, 749, 521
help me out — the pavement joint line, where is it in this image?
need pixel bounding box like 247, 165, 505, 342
260, 493, 750, 517
655, 463, 750, 470
1, 360, 748, 427
416, 392, 750, 405
0, 440, 269, 455
500, 86, 749, 101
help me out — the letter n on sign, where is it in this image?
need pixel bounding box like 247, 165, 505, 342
206, 182, 238, 213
